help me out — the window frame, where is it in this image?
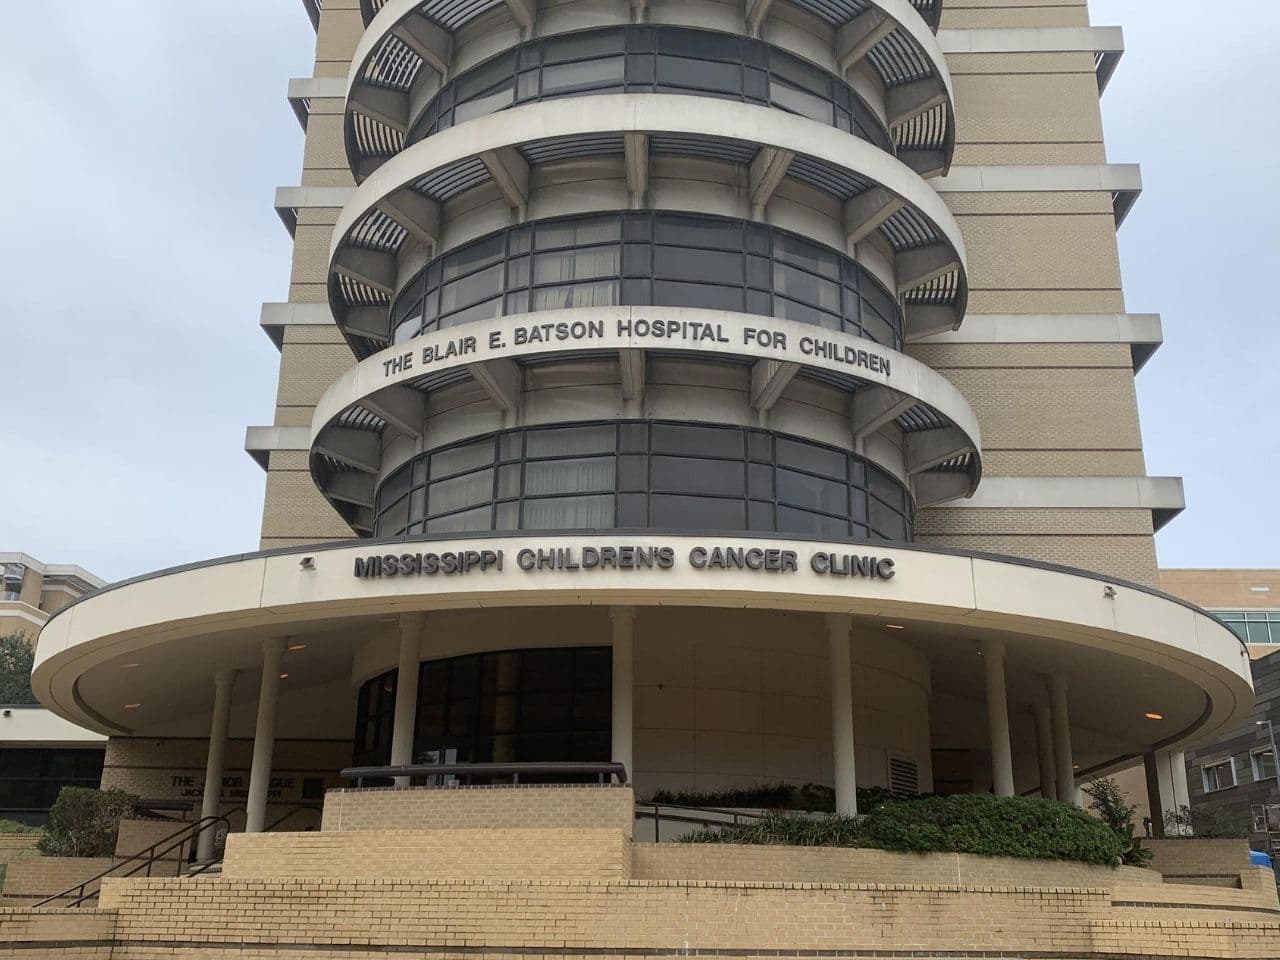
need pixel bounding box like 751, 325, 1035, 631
1201, 757, 1238, 793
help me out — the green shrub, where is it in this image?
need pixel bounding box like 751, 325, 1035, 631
0, 819, 39, 835
1083, 777, 1152, 866
857, 794, 1126, 866
680, 794, 1128, 867
0, 633, 38, 706
38, 787, 139, 858
647, 782, 897, 813
1163, 804, 1250, 839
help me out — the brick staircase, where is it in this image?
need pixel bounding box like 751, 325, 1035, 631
2, 786, 1278, 959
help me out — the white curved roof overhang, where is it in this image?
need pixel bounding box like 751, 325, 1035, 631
32, 535, 1252, 776
345, 0, 954, 182
307, 309, 983, 530
327, 95, 968, 359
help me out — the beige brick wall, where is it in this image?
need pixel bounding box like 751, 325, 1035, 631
942, 0, 1090, 31
2, 857, 113, 903
97, 875, 1280, 959
223, 828, 632, 881
320, 785, 635, 833
0, 907, 116, 956
100, 737, 349, 832
633, 842, 1159, 889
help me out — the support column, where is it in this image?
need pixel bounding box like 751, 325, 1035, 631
245, 638, 286, 834
196, 670, 236, 862
611, 606, 636, 784
391, 614, 427, 786
1143, 751, 1167, 838
1171, 749, 1191, 831
827, 614, 857, 816
1048, 675, 1075, 804
982, 638, 1014, 797
1033, 700, 1057, 800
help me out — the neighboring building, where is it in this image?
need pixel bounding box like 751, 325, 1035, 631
32, 0, 1244, 854
0, 553, 107, 824
0, 553, 104, 642
1150, 570, 1280, 849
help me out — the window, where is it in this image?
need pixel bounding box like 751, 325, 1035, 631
1215, 611, 1280, 646
353, 648, 612, 771
390, 211, 904, 348
1252, 748, 1276, 782
1, 563, 24, 602
1201, 758, 1237, 793
0, 748, 104, 826
372, 420, 915, 543
407, 26, 890, 152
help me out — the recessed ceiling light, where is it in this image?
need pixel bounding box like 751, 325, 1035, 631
279, 672, 289, 680
287, 642, 307, 651
885, 624, 905, 630
123, 703, 141, 710
1072, 764, 1080, 770
120, 663, 140, 669
1145, 712, 1164, 720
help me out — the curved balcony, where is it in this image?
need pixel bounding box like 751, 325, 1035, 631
306, 308, 983, 533
326, 95, 968, 358
345, 0, 954, 181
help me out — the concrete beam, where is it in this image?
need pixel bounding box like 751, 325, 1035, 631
934, 163, 1141, 195
350, 507, 375, 535
619, 349, 646, 403
750, 359, 800, 413
903, 305, 961, 340
503, 0, 536, 36
286, 76, 347, 131
913, 470, 973, 505
896, 242, 960, 292
344, 306, 392, 342
906, 426, 971, 474
244, 426, 310, 470
916, 312, 1163, 371
392, 15, 452, 77
850, 386, 914, 439
624, 134, 649, 205
467, 358, 521, 412
377, 188, 442, 247
328, 472, 377, 509
350, 84, 409, 134
838, 10, 895, 73
315, 427, 382, 474
361, 386, 427, 439
259, 302, 333, 349
745, 0, 775, 35
898, 149, 949, 180
333, 247, 397, 295
749, 147, 795, 213
481, 148, 530, 210
844, 187, 905, 246
886, 78, 947, 128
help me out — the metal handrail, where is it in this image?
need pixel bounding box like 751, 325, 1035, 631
184, 803, 322, 879
634, 801, 768, 843
33, 810, 243, 909
340, 761, 628, 787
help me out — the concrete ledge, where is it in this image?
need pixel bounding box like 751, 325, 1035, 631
243, 425, 310, 470
259, 302, 335, 349
939, 476, 1185, 529
915, 313, 1162, 371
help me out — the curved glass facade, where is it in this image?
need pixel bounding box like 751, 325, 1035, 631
353, 647, 612, 769
373, 421, 915, 542
391, 211, 904, 348
409, 25, 891, 151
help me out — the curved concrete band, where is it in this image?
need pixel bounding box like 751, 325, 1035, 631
307, 307, 984, 512
347, 0, 956, 175
32, 536, 1253, 754
327, 94, 969, 342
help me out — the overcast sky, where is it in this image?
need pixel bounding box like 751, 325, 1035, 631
0, 3, 1274, 584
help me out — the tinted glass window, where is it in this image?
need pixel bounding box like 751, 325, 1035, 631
389, 211, 903, 349
374, 422, 913, 543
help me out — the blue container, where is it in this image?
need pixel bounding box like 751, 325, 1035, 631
1249, 849, 1272, 869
